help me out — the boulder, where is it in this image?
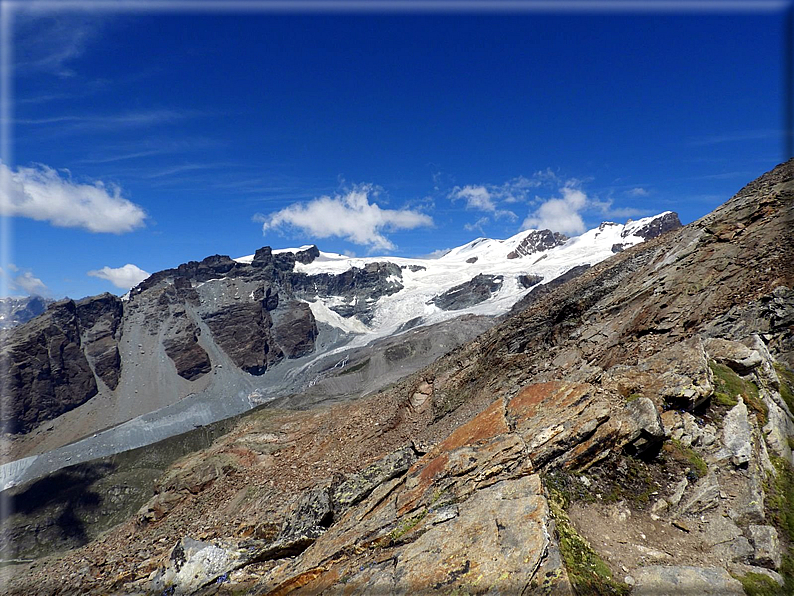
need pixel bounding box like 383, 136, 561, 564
748, 524, 782, 569
704, 337, 763, 374
721, 398, 753, 467
621, 397, 666, 455
332, 446, 416, 511
631, 565, 744, 596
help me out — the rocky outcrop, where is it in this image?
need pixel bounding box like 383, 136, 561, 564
431, 273, 503, 310
507, 229, 568, 259
630, 566, 744, 595
162, 310, 211, 381
290, 261, 403, 323
270, 301, 317, 359
623, 211, 682, 240
75, 293, 123, 390
1, 300, 100, 434
202, 303, 281, 375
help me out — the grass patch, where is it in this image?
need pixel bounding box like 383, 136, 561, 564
546, 486, 630, 595
709, 361, 767, 424
773, 362, 794, 413
712, 392, 739, 408
735, 572, 786, 596
626, 393, 643, 403
765, 456, 794, 593
663, 440, 708, 480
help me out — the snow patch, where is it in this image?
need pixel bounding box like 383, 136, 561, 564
304, 298, 370, 334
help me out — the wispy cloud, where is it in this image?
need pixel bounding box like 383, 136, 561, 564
0, 162, 147, 233
464, 217, 490, 234
13, 12, 105, 78
78, 149, 172, 164
448, 172, 554, 211
688, 129, 781, 146
626, 187, 649, 197
256, 184, 433, 251
88, 264, 150, 289
14, 109, 196, 131
0, 265, 50, 297
13, 271, 49, 295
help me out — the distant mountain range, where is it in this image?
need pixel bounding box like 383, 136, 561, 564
0, 295, 52, 330
0, 211, 680, 488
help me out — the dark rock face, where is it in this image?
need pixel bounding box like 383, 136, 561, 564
517, 274, 543, 289
201, 303, 281, 376
1, 300, 98, 434
0, 296, 52, 329
623, 212, 682, 240
162, 310, 212, 381
432, 274, 504, 311
291, 262, 403, 323
271, 301, 318, 359
507, 230, 568, 259
75, 293, 124, 390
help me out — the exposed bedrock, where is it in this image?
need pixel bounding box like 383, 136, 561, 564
431, 273, 504, 311
162, 309, 212, 381
201, 302, 281, 375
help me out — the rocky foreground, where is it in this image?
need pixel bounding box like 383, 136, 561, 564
2, 160, 794, 594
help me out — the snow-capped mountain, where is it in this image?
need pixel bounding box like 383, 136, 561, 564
235, 211, 680, 342
0, 212, 680, 489
0, 295, 51, 329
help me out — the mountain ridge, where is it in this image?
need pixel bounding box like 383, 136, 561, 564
1, 161, 793, 594
1, 211, 679, 481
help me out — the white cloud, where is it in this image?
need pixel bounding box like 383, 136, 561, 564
464, 216, 490, 233
0, 266, 50, 296
13, 271, 49, 295
424, 248, 452, 259
449, 175, 546, 212
627, 187, 649, 197
522, 185, 588, 235
450, 185, 497, 212
87, 264, 151, 289
0, 162, 147, 233
256, 185, 433, 251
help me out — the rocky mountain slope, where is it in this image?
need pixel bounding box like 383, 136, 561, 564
1, 160, 792, 595
0, 212, 677, 489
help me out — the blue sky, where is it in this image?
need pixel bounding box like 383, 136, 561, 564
0, 1, 789, 299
